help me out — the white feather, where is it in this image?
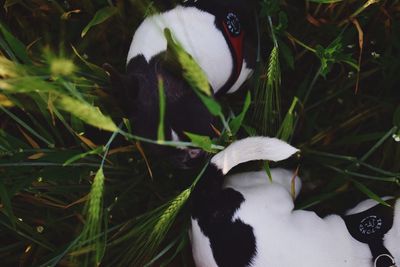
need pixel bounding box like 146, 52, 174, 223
227, 61, 254, 94
211, 137, 299, 174
191, 219, 219, 267
127, 6, 233, 93
345, 197, 394, 215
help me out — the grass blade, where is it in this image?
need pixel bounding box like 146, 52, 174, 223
230, 91, 251, 135
184, 132, 213, 153
157, 77, 166, 142
193, 90, 222, 116
277, 97, 299, 141
63, 146, 104, 166
0, 22, 31, 64
352, 180, 391, 207
164, 28, 211, 96
0, 105, 54, 147
81, 6, 118, 37
56, 95, 118, 132
254, 45, 281, 135
70, 168, 106, 266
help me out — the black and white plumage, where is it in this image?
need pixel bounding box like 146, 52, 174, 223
107, 0, 258, 167
191, 137, 400, 267
127, 0, 257, 95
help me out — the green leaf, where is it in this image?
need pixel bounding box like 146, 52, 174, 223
315, 37, 357, 78
316, 45, 330, 78
163, 28, 219, 120
316, 38, 344, 75
56, 95, 118, 132
164, 29, 211, 96
230, 91, 251, 135
264, 161, 273, 182
242, 124, 257, 136
81, 6, 118, 38
193, 90, 222, 116
277, 97, 298, 141
0, 32, 16, 62
184, 132, 213, 153
157, 77, 166, 142
0, 22, 31, 64
123, 118, 132, 134
352, 180, 391, 207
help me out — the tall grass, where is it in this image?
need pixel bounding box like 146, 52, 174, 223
0, 0, 399, 266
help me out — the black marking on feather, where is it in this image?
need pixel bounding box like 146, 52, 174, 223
192, 164, 257, 267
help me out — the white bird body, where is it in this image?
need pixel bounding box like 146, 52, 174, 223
127, 5, 254, 95
190, 137, 400, 267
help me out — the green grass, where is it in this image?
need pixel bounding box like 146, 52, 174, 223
1, 0, 400, 266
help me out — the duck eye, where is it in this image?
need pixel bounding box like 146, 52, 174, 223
225, 12, 241, 36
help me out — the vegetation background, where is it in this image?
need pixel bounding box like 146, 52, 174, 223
0, 0, 399, 266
